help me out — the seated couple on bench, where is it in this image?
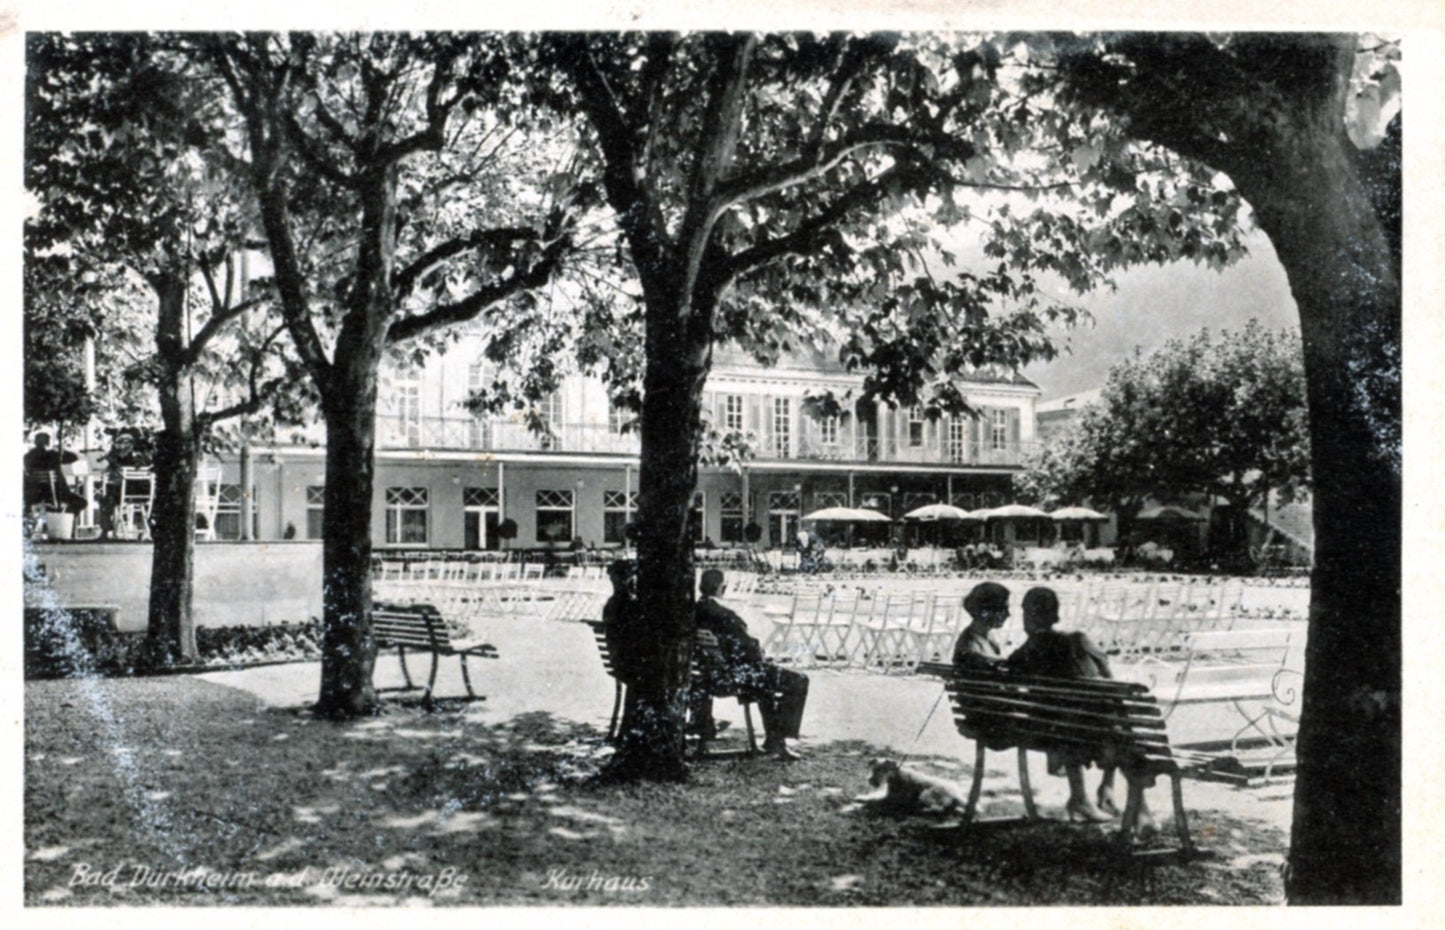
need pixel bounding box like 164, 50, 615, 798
954, 581, 1152, 830
602, 564, 808, 761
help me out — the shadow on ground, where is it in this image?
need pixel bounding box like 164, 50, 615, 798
25, 676, 1286, 906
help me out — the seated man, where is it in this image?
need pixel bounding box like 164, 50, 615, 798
692, 568, 809, 761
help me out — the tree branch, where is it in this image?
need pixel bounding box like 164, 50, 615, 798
677, 34, 756, 313
718, 168, 899, 287
385, 237, 571, 345
560, 37, 671, 276
712, 125, 970, 214
283, 110, 361, 189
184, 295, 268, 365
392, 227, 542, 300
197, 324, 287, 427
374, 52, 456, 166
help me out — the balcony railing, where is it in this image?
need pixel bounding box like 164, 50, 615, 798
377, 415, 1033, 466
377, 416, 640, 455
770, 434, 1036, 467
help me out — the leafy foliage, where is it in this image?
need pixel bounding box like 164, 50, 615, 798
1022, 321, 1310, 554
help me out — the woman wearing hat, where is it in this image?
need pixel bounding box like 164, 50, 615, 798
951, 581, 1012, 671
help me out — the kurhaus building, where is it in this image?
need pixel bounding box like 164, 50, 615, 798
108, 334, 1042, 552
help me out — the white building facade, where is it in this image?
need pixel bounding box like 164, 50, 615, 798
207, 334, 1042, 552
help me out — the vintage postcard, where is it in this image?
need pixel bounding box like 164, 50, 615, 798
10, 0, 1438, 923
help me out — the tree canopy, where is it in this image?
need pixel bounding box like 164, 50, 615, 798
1021, 320, 1310, 557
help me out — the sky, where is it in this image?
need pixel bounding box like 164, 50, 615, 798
1020, 230, 1300, 401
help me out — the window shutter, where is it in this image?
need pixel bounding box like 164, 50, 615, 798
1008, 409, 1021, 448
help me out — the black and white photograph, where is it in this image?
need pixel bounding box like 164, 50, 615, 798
16, 2, 1424, 912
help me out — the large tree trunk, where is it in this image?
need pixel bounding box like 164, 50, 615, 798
315, 364, 383, 719
313, 170, 397, 720
144, 423, 199, 665
142, 272, 200, 666
1225, 103, 1401, 906
603, 289, 712, 782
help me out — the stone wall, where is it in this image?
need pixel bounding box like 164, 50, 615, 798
24, 541, 324, 633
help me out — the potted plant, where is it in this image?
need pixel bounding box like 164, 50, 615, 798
496, 518, 519, 560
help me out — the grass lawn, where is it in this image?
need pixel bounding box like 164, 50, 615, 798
25, 675, 1287, 906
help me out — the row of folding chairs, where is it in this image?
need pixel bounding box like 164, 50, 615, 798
373, 560, 549, 621
543, 565, 612, 622
542, 566, 767, 624
1072, 578, 1246, 659
374, 559, 546, 583
760, 589, 962, 675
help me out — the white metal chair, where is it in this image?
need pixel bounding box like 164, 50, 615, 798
118, 469, 156, 540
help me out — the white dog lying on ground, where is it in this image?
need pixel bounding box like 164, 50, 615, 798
857, 757, 971, 816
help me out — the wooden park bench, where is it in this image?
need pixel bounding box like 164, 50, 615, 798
584, 620, 759, 757
918, 661, 1230, 856
373, 602, 499, 704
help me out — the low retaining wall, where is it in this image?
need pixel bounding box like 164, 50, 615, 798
24, 541, 324, 633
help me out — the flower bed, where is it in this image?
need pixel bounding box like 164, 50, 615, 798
24, 608, 324, 680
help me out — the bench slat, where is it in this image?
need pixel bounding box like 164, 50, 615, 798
960, 710, 1171, 748
962, 720, 1177, 770
948, 692, 1168, 729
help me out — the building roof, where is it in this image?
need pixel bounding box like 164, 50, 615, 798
1036, 388, 1103, 414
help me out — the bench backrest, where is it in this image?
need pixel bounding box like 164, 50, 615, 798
923, 664, 1176, 774
374, 603, 452, 650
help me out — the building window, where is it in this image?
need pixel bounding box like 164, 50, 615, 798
305, 485, 325, 540
904, 492, 937, 513
990, 408, 1009, 451
603, 490, 636, 544
384, 487, 429, 545
391, 366, 422, 448
908, 406, 926, 447
948, 416, 968, 463
535, 488, 574, 543
859, 491, 891, 516
720, 491, 745, 543
952, 492, 977, 511
818, 414, 840, 447
767, 489, 801, 546
772, 398, 791, 458
463, 487, 500, 550
690, 491, 706, 543
813, 490, 848, 510
539, 392, 564, 451
214, 484, 257, 541
724, 394, 745, 433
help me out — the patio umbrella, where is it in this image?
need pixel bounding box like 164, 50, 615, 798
800, 506, 892, 523
977, 503, 1050, 520
902, 502, 978, 521
1049, 506, 1110, 521
847, 507, 892, 522
1137, 505, 1205, 521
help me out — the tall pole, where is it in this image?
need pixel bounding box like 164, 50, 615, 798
240, 442, 254, 540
